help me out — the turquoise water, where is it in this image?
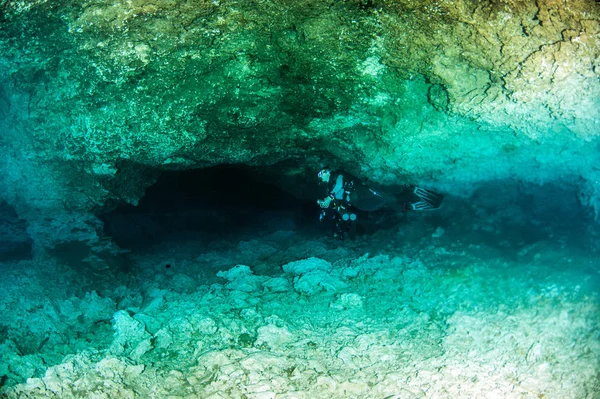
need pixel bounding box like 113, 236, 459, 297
1, 0, 599, 397
1, 166, 599, 398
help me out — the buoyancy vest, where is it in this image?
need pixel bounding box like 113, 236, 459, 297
327, 172, 354, 204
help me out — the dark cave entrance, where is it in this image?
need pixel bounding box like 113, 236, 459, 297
0, 200, 33, 261
100, 164, 322, 251
99, 163, 600, 259
428, 180, 600, 255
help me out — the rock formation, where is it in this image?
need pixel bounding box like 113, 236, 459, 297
0, 0, 598, 256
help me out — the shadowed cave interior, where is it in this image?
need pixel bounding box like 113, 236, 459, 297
100, 164, 598, 263
101, 165, 321, 251
1, 164, 600, 397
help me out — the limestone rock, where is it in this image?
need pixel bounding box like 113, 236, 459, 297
217, 265, 265, 293
0, 0, 599, 252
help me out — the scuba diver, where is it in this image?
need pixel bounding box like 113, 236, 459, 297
316, 167, 443, 239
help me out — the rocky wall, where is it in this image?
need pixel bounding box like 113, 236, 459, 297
0, 0, 598, 252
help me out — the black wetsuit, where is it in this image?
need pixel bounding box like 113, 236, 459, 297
326, 171, 391, 212
329, 172, 444, 212
321, 171, 364, 239
320, 171, 443, 238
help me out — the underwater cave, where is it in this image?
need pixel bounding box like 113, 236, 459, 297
100, 164, 321, 251
1, 0, 600, 397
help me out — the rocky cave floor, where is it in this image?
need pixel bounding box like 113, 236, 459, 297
1, 185, 600, 399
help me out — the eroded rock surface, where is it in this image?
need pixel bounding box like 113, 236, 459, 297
0, 0, 598, 251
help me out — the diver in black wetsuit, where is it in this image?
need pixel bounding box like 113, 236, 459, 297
316, 167, 443, 239
316, 170, 358, 239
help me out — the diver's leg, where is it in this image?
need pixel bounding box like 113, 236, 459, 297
350, 187, 387, 212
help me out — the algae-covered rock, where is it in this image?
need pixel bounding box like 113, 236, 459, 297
282, 257, 333, 275
109, 310, 153, 360
217, 265, 266, 292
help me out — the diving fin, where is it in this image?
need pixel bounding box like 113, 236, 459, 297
407, 186, 443, 210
